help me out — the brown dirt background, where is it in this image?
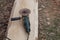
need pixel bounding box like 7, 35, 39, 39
0, 0, 15, 40
38, 0, 60, 40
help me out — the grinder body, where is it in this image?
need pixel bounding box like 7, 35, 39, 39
23, 16, 30, 33
20, 8, 31, 33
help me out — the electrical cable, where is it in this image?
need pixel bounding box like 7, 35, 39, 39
27, 33, 30, 40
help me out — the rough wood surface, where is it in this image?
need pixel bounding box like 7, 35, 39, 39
7, 0, 38, 40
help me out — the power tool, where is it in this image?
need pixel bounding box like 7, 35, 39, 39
11, 8, 31, 40
19, 8, 31, 33
20, 8, 31, 40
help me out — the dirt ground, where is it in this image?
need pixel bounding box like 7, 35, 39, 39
38, 0, 60, 40
0, 0, 15, 40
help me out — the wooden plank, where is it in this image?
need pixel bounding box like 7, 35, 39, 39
7, 0, 38, 40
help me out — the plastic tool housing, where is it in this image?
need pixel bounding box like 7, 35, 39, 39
20, 8, 31, 33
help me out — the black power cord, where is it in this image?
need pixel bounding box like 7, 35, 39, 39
27, 33, 30, 40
